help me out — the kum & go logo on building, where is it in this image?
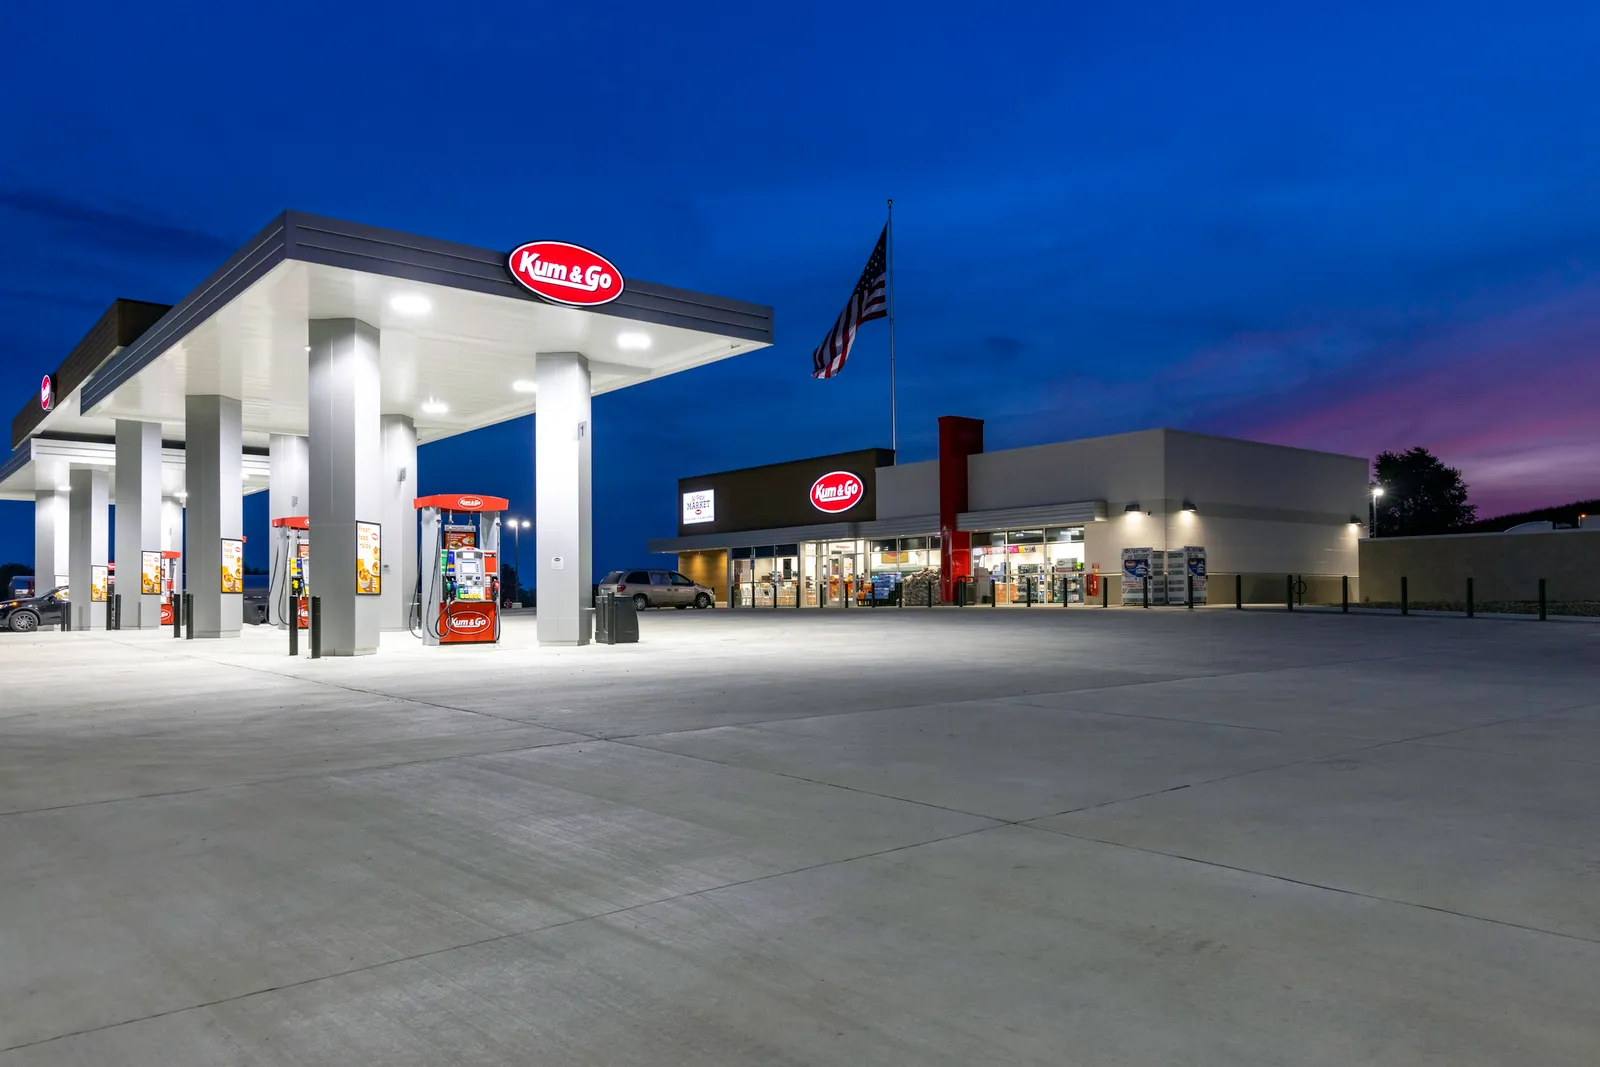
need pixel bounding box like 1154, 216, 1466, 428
809, 471, 864, 514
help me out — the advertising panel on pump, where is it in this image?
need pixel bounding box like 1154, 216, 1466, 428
356, 522, 382, 595
140, 551, 161, 595
221, 539, 243, 593
90, 565, 108, 603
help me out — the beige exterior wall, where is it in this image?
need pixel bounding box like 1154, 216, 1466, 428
1359, 530, 1600, 602
875, 458, 938, 519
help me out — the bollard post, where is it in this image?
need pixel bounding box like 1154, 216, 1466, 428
1400, 577, 1409, 616
1235, 573, 1242, 610
990, 578, 997, 607
289, 605, 299, 656
1142, 575, 1149, 608
1102, 580, 1108, 608
62, 607, 72, 632
1466, 577, 1474, 619
1342, 575, 1349, 613
310, 596, 323, 658
1538, 578, 1546, 621
1286, 574, 1293, 612
1187, 574, 1194, 609
184, 593, 194, 639
172, 597, 181, 638
1025, 578, 1032, 607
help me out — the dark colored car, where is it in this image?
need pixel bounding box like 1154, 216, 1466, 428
0, 585, 69, 633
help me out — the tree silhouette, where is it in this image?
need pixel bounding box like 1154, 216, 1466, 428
1373, 447, 1476, 536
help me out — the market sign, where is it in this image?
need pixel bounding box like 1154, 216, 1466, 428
682, 489, 715, 525
507, 241, 623, 307
40, 375, 53, 411
809, 470, 864, 514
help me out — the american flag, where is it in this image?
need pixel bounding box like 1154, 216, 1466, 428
811, 226, 888, 379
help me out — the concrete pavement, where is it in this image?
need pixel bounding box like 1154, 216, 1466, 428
1, 607, 1596, 1064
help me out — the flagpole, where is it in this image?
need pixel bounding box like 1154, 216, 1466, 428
887, 198, 898, 457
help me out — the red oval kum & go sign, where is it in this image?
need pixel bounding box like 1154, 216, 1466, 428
40, 375, 53, 411
457, 497, 484, 509
449, 609, 492, 632
810, 471, 864, 514
507, 241, 623, 307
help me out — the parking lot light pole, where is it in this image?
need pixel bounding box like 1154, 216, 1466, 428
511, 518, 530, 603
1370, 485, 1383, 538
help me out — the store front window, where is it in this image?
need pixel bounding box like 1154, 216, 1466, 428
866, 535, 941, 605
970, 526, 1086, 604
731, 545, 800, 608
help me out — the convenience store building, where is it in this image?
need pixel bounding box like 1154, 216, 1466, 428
647, 417, 1371, 606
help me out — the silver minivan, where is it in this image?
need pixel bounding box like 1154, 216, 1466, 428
598, 569, 714, 610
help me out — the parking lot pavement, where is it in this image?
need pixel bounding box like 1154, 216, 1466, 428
2, 608, 1596, 1065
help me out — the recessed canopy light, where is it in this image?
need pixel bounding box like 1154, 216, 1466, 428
420, 398, 449, 415
512, 379, 538, 394
617, 332, 651, 351
176, 491, 188, 500
390, 293, 431, 316
57, 483, 70, 492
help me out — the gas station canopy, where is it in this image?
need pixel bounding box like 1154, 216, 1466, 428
2, 211, 774, 498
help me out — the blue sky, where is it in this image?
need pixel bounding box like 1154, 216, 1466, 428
2, 1, 1598, 573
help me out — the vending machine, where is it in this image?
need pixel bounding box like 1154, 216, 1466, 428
414, 494, 507, 646
270, 516, 311, 629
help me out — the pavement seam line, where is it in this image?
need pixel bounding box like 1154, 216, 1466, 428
0, 820, 1007, 1056
0, 733, 600, 819
588, 652, 1414, 743
1020, 821, 1600, 947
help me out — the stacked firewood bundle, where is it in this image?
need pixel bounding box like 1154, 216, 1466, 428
899, 569, 942, 606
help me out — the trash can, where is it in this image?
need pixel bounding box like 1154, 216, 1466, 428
595, 593, 639, 644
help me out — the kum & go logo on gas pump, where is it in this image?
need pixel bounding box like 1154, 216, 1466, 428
507, 241, 622, 307
448, 609, 492, 633
810, 471, 864, 514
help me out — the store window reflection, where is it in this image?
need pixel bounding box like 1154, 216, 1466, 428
970, 526, 1086, 604
729, 545, 800, 608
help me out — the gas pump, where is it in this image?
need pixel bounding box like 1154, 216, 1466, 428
270, 516, 311, 629
158, 550, 182, 625
414, 494, 506, 646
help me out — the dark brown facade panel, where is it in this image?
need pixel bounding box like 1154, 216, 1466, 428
11, 298, 171, 449
677, 448, 893, 536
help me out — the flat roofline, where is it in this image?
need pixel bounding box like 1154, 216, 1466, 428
82, 210, 775, 410
680, 446, 895, 485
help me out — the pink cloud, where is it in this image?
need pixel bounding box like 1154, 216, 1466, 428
1205, 286, 1600, 515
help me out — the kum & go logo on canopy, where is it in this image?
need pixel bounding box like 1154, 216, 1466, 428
810, 471, 864, 514
507, 241, 622, 307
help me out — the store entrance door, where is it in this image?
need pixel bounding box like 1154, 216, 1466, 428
826, 551, 856, 607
